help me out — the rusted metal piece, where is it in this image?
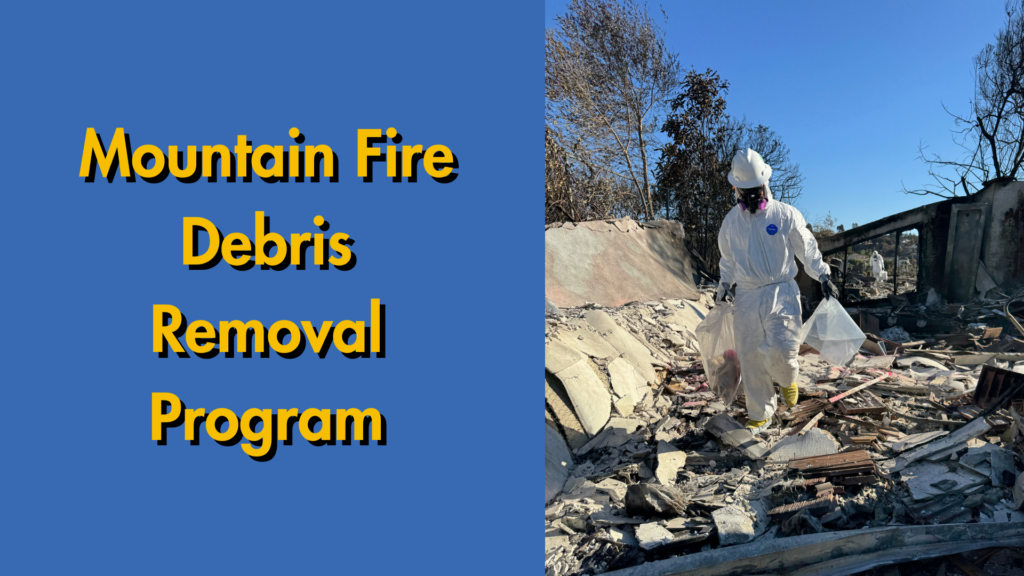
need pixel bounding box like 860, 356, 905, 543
975, 364, 1024, 409
835, 475, 879, 485
837, 390, 887, 415
767, 494, 836, 515
789, 450, 879, 485
789, 450, 872, 472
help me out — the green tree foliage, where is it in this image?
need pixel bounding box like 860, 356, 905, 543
655, 69, 805, 272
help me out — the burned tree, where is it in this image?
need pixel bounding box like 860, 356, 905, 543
905, 1, 1024, 198
546, 0, 680, 220
656, 69, 735, 272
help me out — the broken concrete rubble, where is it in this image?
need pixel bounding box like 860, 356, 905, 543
545, 423, 575, 504
545, 341, 612, 436
634, 522, 675, 550
585, 310, 660, 385
607, 357, 646, 405
544, 282, 1024, 576
765, 427, 838, 463
654, 440, 686, 485
711, 500, 768, 546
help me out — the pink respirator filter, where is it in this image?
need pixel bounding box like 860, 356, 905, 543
738, 200, 767, 212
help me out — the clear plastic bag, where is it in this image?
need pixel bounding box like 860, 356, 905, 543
695, 302, 742, 405
797, 297, 866, 366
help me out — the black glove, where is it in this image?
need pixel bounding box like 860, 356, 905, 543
820, 273, 840, 300
715, 283, 735, 304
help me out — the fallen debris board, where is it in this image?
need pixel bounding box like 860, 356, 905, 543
896, 356, 948, 370
599, 522, 1024, 576
624, 484, 690, 519
791, 412, 826, 436
705, 414, 768, 459
891, 430, 949, 453
585, 310, 659, 384
892, 417, 992, 472
954, 354, 997, 366
767, 428, 837, 463
828, 374, 888, 404
901, 461, 989, 501
908, 492, 965, 522
784, 399, 830, 422
545, 374, 590, 450
891, 410, 966, 428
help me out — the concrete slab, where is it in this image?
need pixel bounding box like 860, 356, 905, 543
607, 357, 646, 404
655, 441, 687, 485
635, 522, 675, 550
766, 429, 839, 463
661, 302, 708, 336
547, 343, 612, 436
605, 418, 644, 434
545, 217, 700, 308
606, 527, 638, 547
546, 423, 575, 503
713, 506, 756, 546
575, 427, 633, 456
586, 310, 659, 384
595, 478, 627, 502
545, 534, 570, 552
555, 326, 619, 361
546, 340, 585, 374
545, 374, 590, 450
614, 395, 635, 417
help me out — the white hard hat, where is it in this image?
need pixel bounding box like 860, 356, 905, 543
728, 148, 772, 188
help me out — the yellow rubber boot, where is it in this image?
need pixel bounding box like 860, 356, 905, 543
781, 383, 800, 408
746, 418, 770, 435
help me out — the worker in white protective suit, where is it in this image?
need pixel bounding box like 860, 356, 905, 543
716, 149, 840, 434
869, 251, 887, 283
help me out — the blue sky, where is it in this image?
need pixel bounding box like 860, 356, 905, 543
546, 0, 1008, 228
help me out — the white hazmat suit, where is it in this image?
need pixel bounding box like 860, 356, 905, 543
718, 187, 831, 421
870, 251, 887, 283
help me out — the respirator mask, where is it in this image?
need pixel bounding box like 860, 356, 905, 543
737, 185, 767, 214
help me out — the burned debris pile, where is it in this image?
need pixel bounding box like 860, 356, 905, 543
544, 286, 1024, 576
